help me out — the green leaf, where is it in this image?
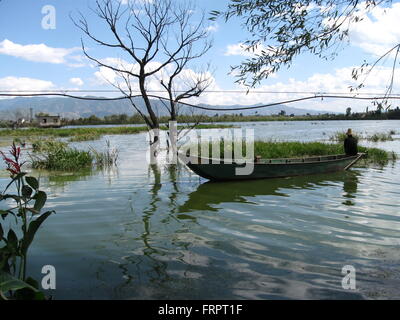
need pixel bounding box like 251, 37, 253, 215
0, 210, 10, 220
13, 276, 46, 300
21, 211, 54, 255
26, 207, 40, 216
0, 194, 22, 202
0, 247, 11, 272
25, 176, 39, 190
33, 191, 47, 212
0, 271, 38, 296
3, 172, 26, 193
22, 185, 33, 198
7, 230, 18, 253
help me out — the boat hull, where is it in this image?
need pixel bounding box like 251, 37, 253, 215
182, 153, 364, 181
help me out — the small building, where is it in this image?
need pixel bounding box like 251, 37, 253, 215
36, 115, 62, 128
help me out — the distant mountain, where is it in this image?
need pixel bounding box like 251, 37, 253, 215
0, 96, 330, 120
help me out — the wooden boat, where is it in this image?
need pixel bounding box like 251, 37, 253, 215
179, 153, 364, 182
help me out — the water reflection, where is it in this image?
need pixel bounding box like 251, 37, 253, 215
180, 170, 361, 213
99, 165, 368, 299
41, 168, 95, 192
15, 121, 400, 299
342, 171, 359, 206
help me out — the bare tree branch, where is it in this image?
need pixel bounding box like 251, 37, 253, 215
72, 0, 213, 147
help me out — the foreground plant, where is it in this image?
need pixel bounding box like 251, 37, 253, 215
0, 143, 54, 300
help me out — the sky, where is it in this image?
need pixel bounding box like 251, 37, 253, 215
1, 0, 400, 113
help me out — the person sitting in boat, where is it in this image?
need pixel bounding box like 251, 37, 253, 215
344, 129, 358, 156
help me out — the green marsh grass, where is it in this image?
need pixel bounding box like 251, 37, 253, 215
30, 139, 93, 170
193, 140, 396, 165
68, 132, 102, 142
0, 124, 234, 141
0, 126, 149, 139
89, 140, 119, 168
330, 130, 395, 142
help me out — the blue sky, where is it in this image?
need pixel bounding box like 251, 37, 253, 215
1, 0, 400, 112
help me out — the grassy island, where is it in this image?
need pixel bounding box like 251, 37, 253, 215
195, 140, 397, 165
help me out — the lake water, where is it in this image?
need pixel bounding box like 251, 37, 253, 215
1, 120, 400, 299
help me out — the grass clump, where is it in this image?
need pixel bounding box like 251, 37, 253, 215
0, 124, 234, 140
329, 131, 359, 142
366, 132, 394, 142
30, 139, 93, 170
89, 140, 119, 168
68, 132, 102, 142
330, 130, 395, 142
193, 140, 396, 165
0, 126, 149, 139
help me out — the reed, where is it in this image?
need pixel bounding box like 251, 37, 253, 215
89, 140, 119, 168
30, 139, 93, 170
194, 140, 396, 165
0, 124, 234, 140
330, 130, 395, 142
68, 132, 102, 142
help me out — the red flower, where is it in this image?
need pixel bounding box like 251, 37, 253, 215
1, 143, 24, 176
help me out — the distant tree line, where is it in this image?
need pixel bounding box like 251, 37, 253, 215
61, 108, 400, 126
2, 107, 399, 129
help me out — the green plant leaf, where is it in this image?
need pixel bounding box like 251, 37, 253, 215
0, 271, 38, 296
3, 172, 26, 193
14, 277, 46, 300
33, 191, 47, 212
0, 194, 22, 202
0, 247, 11, 273
21, 211, 54, 255
7, 230, 18, 253
26, 207, 40, 216
25, 176, 39, 190
0, 210, 10, 220
22, 185, 33, 198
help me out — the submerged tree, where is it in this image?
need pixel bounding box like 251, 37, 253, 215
73, 0, 212, 155
211, 0, 393, 87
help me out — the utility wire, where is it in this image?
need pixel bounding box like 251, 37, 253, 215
1, 89, 400, 96
0, 92, 398, 111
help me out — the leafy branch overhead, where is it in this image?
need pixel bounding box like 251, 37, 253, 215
211, 0, 391, 87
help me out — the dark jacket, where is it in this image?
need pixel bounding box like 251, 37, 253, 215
344, 135, 358, 156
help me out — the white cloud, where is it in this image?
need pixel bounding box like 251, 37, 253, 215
92, 57, 214, 102
193, 66, 400, 113
205, 23, 219, 33
90, 53, 400, 113
348, 2, 400, 57
0, 39, 80, 64
224, 43, 269, 57
70, 77, 84, 86
0, 76, 55, 92
120, 0, 153, 4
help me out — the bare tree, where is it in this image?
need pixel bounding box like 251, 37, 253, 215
72, 0, 212, 155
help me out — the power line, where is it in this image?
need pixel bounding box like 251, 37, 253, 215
0, 92, 398, 111
1, 89, 400, 96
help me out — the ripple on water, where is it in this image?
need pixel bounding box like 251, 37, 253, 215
2, 121, 400, 299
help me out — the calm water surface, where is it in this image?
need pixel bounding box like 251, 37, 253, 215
1, 120, 400, 299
